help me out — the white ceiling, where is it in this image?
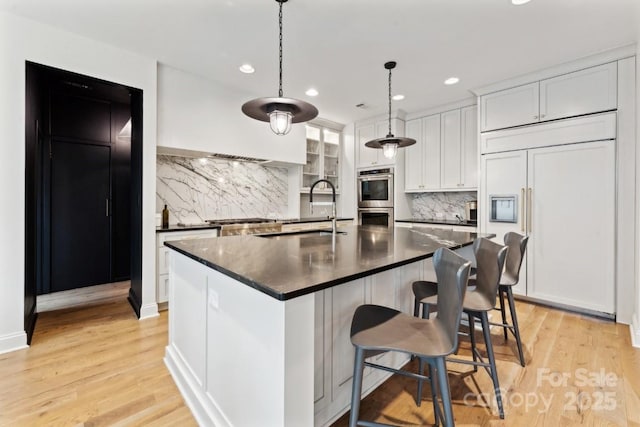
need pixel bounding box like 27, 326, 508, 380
2, 0, 639, 124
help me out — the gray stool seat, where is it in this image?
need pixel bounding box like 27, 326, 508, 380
349, 247, 471, 427
412, 238, 509, 419
352, 305, 456, 358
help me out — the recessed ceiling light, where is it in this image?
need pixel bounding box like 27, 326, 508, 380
305, 88, 319, 97
239, 64, 255, 74
444, 77, 460, 85
392, 94, 405, 101
512, 0, 531, 5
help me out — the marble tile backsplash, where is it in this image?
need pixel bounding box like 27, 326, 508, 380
411, 191, 478, 220
156, 155, 288, 224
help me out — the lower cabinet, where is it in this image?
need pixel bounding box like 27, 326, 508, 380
314, 262, 424, 426
156, 229, 218, 307
281, 219, 352, 233
395, 222, 478, 233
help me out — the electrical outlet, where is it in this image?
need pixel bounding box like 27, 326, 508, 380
208, 290, 219, 310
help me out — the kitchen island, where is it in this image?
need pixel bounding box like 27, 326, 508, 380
164, 225, 483, 426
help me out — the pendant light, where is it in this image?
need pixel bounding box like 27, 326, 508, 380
241, 0, 318, 135
365, 61, 415, 159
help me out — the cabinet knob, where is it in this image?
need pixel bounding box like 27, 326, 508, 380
534, 115, 539, 119
541, 114, 546, 118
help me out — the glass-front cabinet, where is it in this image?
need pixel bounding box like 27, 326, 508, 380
302, 123, 341, 192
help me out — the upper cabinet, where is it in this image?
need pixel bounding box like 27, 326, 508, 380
405, 114, 440, 191
405, 105, 477, 192
302, 124, 342, 192
480, 82, 539, 132
480, 62, 617, 132
356, 118, 404, 168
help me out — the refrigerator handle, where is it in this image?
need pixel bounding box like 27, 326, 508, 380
527, 188, 532, 233
520, 188, 525, 233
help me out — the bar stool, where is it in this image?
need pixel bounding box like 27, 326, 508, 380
493, 232, 529, 367
349, 248, 471, 427
412, 238, 508, 419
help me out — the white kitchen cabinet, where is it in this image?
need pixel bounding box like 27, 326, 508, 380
156, 228, 219, 306
405, 105, 477, 193
356, 118, 404, 168
314, 264, 423, 426
461, 105, 478, 188
398, 222, 478, 233
540, 62, 617, 121
302, 124, 342, 192
404, 114, 440, 191
480, 62, 617, 132
481, 140, 615, 314
440, 109, 462, 189
280, 219, 352, 233
480, 82, 539, 132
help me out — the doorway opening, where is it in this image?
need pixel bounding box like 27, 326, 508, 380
25, 62, 144, 344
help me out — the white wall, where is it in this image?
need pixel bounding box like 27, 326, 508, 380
633, 42, 640, 347
0, 11, 159, 353
157, 64, 305, 165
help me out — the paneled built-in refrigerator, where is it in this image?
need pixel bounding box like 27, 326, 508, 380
481, 134, 615, 315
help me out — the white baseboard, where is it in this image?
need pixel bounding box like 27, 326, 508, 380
139, 303, 159, 320
630, 313, 640, 348
0, 331, 28, 355
164, 344, 231, 426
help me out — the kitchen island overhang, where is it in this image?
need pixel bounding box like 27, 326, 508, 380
163, 226, 487, 426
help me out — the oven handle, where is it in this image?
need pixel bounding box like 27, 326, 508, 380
358, 175, 393, 182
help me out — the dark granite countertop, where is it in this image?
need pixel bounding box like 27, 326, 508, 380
156, 223, 222, 233
165, 225, 489, 301
279, 217, 354, 224
396, 218, 478, 227
156, 217, 354, 233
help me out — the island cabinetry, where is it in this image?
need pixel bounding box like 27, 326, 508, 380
480, 62, 617, 132
163, 226, 481, 426
156, 228, 218, 306
314, 264, 423, 426
166, 251, 315, 427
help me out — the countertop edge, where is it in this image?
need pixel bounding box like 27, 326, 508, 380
156, 217, 355, 233
395, 219, 478, 227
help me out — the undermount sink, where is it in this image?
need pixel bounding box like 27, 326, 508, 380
258, 229, 347, 238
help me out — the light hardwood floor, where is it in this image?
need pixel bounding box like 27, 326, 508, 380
1, 288, 638, 426
0, 285, 197, 427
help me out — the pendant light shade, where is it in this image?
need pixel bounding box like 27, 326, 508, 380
241, 0, 318, 135
365, 61, 415, 158
269, 109, 293, 135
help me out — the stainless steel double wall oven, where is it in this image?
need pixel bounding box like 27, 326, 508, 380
357, 168, 394, 227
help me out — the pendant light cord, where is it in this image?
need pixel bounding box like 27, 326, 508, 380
278, 1, 284, 97
387, 66, 392, 137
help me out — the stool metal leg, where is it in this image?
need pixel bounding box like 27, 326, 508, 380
480, 311, 504, 419
467, 313, 478, 372
434, 357, 454, 427
416, 357, 425, 406
428, 363, 440, 426
506, 286, 525, 367
498, 288, 508, 340
349, 347, 365, 427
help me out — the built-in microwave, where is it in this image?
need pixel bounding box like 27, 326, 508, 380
357, 168, 394, 208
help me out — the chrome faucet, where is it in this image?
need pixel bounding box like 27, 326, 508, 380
309, 179, 337, 235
